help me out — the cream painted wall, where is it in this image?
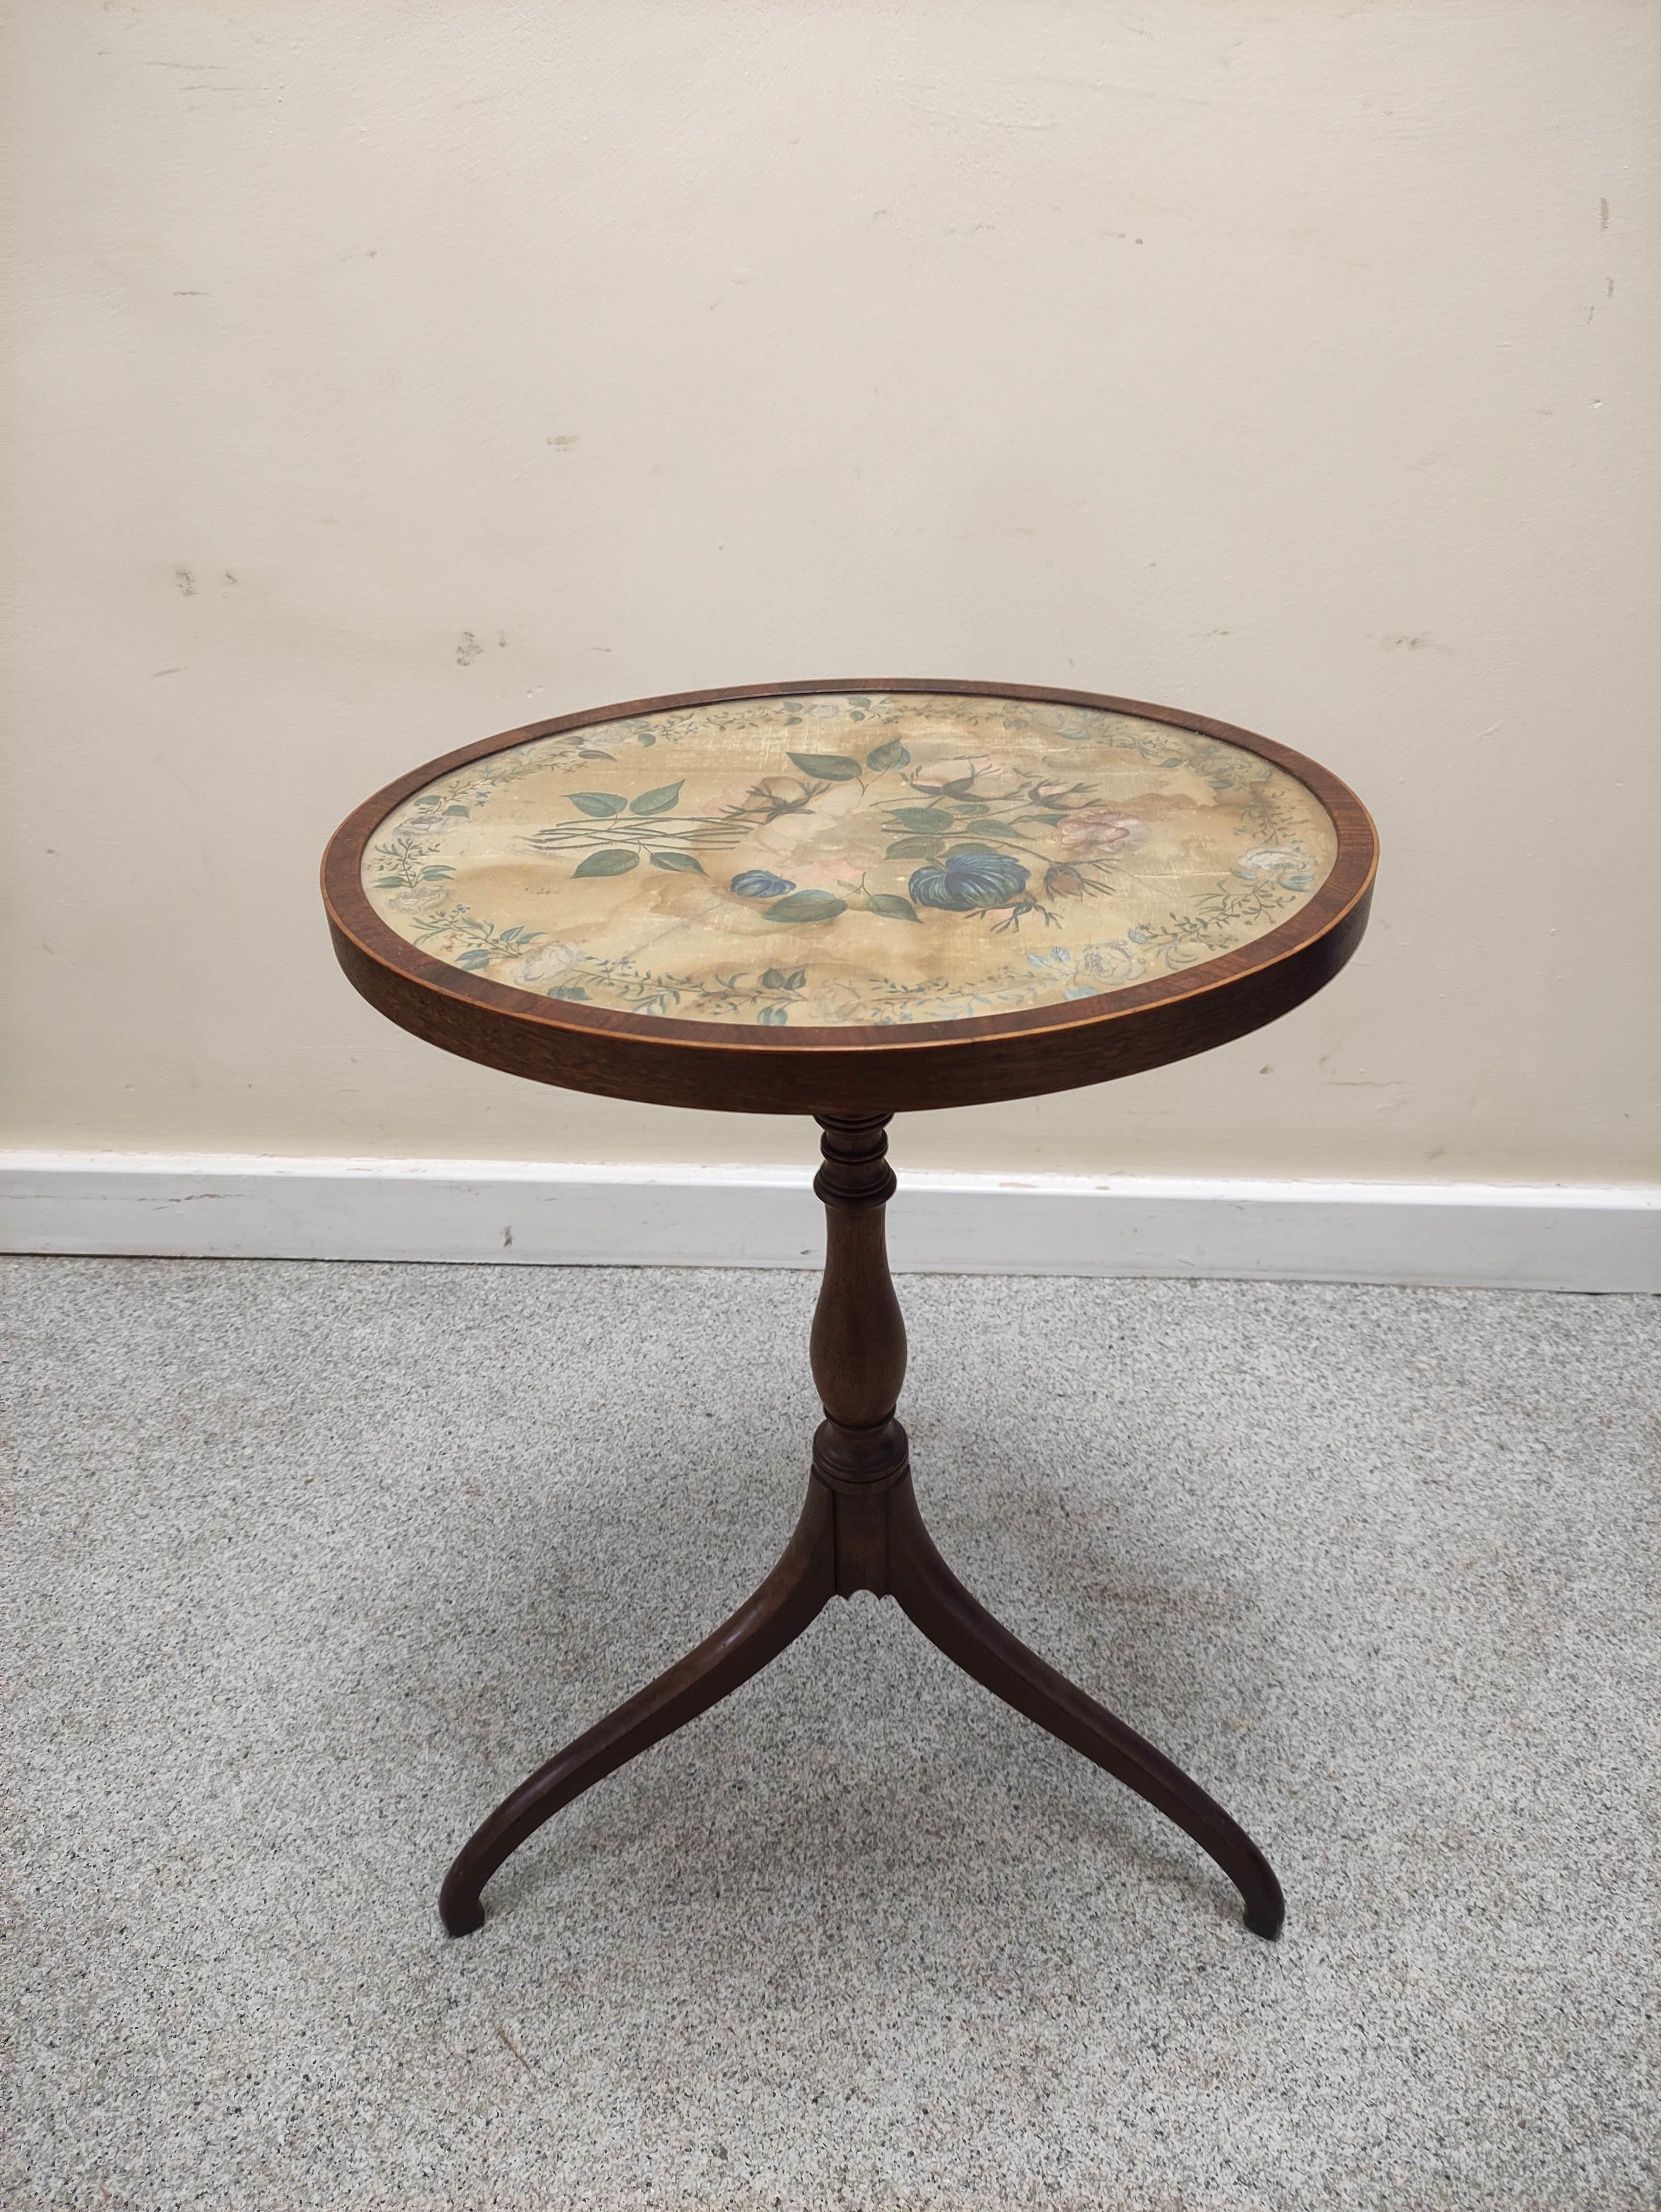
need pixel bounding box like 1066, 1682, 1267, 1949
3, 1, 1657, 1182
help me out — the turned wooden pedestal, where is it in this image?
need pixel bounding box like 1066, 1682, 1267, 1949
437, 1112, 1285, 1939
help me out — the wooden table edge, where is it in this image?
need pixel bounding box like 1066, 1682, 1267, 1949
321, 678, 1379, 1112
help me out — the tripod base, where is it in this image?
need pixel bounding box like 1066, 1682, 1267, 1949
439, 1458, 1285, 1943
441, 1114, 1284, 1946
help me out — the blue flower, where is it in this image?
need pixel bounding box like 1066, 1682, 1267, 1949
731, 870, 796, 898
908, 852, 1030, 912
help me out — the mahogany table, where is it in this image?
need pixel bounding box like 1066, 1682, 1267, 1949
322, 679, 1376, 1942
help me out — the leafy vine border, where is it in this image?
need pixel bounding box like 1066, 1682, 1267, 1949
364, 694, 1331, 1025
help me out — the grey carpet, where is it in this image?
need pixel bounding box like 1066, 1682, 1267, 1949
1, 1257, 1656, 2212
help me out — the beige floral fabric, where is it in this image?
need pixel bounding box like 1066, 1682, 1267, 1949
362, 691, 1338, 1029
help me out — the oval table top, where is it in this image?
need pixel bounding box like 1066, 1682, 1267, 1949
322, 680, 1376, 1114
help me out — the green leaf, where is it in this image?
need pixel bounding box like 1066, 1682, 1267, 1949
764, 889, 846, 924
885, 836, 944, 860
573, 847, 640, 877
864, 739, 910, 773
372, 875, 406, 889
889, 806, 953, 832
785, 968, 806, 990
946, 841, 1003, 859
761, 966, 790, 990
568, 791, 627, 817
757, 1004, 788, 1026
546, 984, 589, 1002
650, 851, 703, 874
443, 804, 470, 817
454, 948, 493, 970
631, 781, 684, 815
868, 893, 919, 922
420, 864, 454, 880
786, 751, 862, 782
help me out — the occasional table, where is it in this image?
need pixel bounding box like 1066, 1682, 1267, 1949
322, 679, 1376, 1941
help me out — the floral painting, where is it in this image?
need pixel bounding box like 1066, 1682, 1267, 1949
361, 692, 1338, 1027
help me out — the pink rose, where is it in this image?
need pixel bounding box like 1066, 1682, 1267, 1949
745, 777, 889, 888
1058, 808, 1148, 858
912, 755, 1022, 800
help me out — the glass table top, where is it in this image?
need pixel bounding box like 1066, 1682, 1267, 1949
362, 690, 1339, 1029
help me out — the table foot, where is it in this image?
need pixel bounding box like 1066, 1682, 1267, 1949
438, 1482, 836, 1936
883, 1472, 1285, 1939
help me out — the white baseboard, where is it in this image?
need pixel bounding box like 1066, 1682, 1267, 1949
0, 1150, 1656, 1291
